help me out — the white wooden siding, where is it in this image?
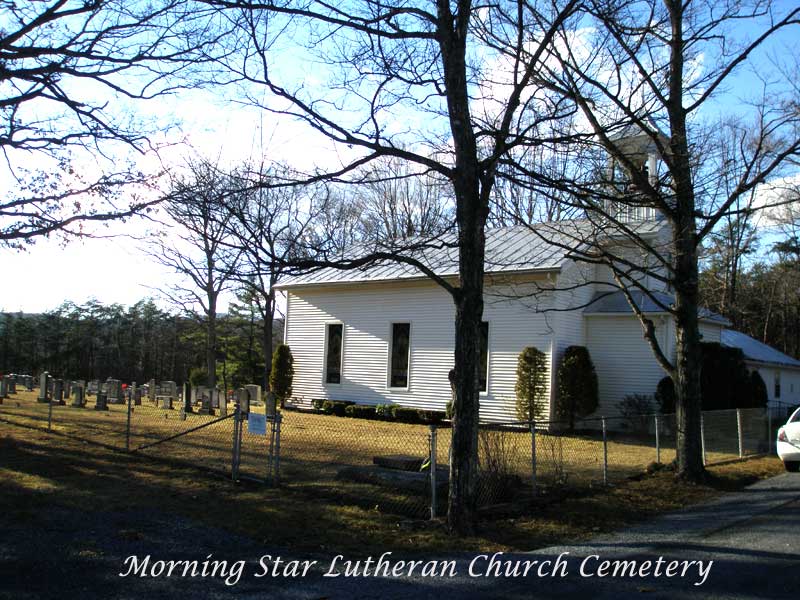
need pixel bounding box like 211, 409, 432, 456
699, 322, 722, 343
586, 315, 670, 419
285, 279, 554, 422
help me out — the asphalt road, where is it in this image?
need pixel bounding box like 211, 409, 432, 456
1, 473, 798, 599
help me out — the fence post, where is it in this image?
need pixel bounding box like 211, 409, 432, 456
429, 425, 437, 520
602, 417, 608, 486
274, 412, 282, 485
126, 392, 132, 452
529, 420, 537, 496
701, 414, 707, 466
654, 414, 661, 464
736, 408, 744, 458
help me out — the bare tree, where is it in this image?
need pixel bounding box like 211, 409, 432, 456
220, 163, 323, 392
517, 0, 800, 480
195, 0, 582, 534
149, 158, 241, 388
0, 0, 222, 247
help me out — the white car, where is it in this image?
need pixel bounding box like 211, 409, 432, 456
777, 407, 800, 472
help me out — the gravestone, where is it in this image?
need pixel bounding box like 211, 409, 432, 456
87, 380, 99, 396
71, 384, 86, 408
52, 379, 65, 405
245, 384, 262, 406
218, 389, 227, 418
0, 378, 6, 401
164, 380, 177, 399
197, 390, 213, 415
133, 384, 142, 406
7, 376, 16, 395
94, 389, 108, 411
210, 389, 220, 409
25, 375, 34, 391
37, 372, 50, 403
106, 379, 123, 404
148, 379, 156, 402
237, 387, 250, 415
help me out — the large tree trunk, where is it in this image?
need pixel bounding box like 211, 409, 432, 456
448, 224, 485, 535
437, 0, 490, 535
671, 177, 706, 481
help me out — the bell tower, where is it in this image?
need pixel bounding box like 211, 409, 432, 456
604, 120, 669, 223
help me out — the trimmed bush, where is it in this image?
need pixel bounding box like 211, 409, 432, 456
269, 344, 294, 406
312, 398, 326, 411
418, 410, 446, 425
515, 346, 548, 422
655, 376, 675, 414
700, 342, 752, 410
748, 371, 768, 408
618, 394, 655, 434
445, 401, 454, 420
655, 346, 768, 413
394, 407, 421, 424
375, 404, 396, 420
555, 346, 598, 429
344, 404, 377, 419
321, 400, 353, 416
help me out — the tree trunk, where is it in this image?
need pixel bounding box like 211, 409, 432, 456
262, 301, 274, 392
207, 298, 217, 389
671, 204, 706, 481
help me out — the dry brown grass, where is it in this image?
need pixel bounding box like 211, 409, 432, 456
0, 390, 785, 554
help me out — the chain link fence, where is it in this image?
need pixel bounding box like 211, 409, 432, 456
0, 386, 790, 521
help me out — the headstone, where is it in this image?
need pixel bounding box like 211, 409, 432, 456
197, 391, 213, 415
160, 395, 173, 409
133, 384, 142, 406
245, 384, 262, 406
148, 379, 156, 402
37, 372, 50, 403
0, 378, 7, 401
164, 380, 177, 399
94, 390, 108, 411
210, 389, 220, 409
87, 380, 99, 396
107, 378, 123, 404
7, 376, 16, 395
237, 387, 250, 415
25, 375, 34, 391
71, 384, 86, 408
218, 389, 227, 418
52, 379, 65, 405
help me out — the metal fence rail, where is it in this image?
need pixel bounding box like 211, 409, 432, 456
0, 388, 791, 521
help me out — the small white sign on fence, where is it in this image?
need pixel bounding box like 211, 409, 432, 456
248, 412, 267, 436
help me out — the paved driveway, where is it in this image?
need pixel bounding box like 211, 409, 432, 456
1, 474, 798, 599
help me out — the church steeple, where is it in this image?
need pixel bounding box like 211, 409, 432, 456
604, 120, 669, 223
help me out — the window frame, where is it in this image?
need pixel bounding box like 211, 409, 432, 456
387, 321, 412, 391
323, 321, 344, 386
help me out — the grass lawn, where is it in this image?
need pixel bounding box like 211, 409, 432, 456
0, 393, 785, 555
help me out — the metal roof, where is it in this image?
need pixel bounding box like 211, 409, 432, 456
276, 220, 663, 289
584, 290, 730, 325
721, 329, 800, 369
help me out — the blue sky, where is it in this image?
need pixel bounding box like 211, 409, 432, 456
1, 5, 798, 314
